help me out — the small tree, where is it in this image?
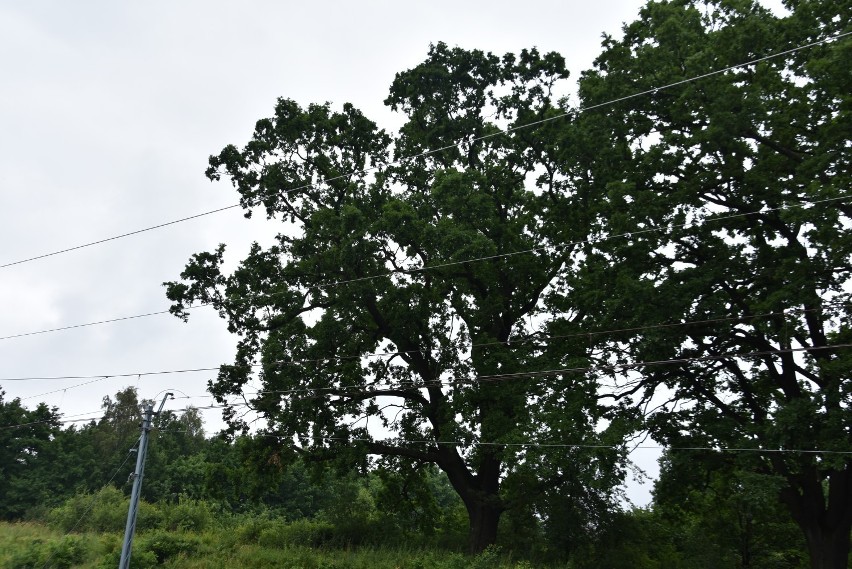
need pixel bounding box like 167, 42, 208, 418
0, 389, 62, 519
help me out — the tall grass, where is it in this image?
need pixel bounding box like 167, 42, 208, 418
0, 490, 564, 568
0, 521, 554, 568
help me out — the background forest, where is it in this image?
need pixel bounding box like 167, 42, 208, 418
1, 0, 849, 567
0, 387, 811, 568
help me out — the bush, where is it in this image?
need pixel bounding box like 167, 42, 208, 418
406, 551, 468, 569
161, 498, 214, 532
234, 516, 277, 544
260, 519, 336, 548
95, 531, 196, 568
9, 535, 85, 569
135, 500, 166, 531
95, 548, 157, 569
137, 530, 199, 563
48, 487, 125, 533
469, 545, 505, 569
48, 487, 168, 534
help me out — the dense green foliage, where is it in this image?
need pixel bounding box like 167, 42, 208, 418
571, 0, 851, 566
165, 0, 845, 564
0, 384, 841, 566
1, 0, 848, 566
0, 390, 62, 519
165, 40, 630, 554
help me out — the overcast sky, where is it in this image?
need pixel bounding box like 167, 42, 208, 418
0, 0, 708, 504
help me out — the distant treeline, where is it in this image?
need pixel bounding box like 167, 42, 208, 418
1, 386, 811, 567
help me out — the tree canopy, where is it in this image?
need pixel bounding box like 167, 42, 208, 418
0, 390, 61, 519
166, 43, 631, 553
166, 0, 850, 564
572, 0, 851, 567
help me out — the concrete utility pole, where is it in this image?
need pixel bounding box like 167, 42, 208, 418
119, 393, 172, 569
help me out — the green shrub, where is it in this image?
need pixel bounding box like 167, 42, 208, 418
255, 520, 342, 549
9, 535, 85, 569
48, 487, 169, 534
135, 500, 166, 531
407, 551, 468, 569
469, 545, 505, 569
95, 548, 157, 569
48, 487, 123, 532
234, 516, 277, 544
161, 498, 214, 531
255, 521, 287, 548
50, 536, 86, 568
130, 550, 158, 569
9, 544, 41, 569
137, 529, 199, 563
86, 489, 128, 533
272, 519, 336, 548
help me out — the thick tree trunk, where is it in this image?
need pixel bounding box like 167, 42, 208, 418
801, 526, 850, 569
781, 469, 852, 569
464, 497, 503, 555
436, 445, 505, 555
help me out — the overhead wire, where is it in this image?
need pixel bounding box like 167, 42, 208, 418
3, 299, 849, 388
0, 401, 235, 431
0, 205, 241, 270
1, 192, 848, 343
474, 343, 852, 382
1, 30, 846, 273
4, 342, 849, 432
0, 31, 848, 343
5, 308, 850, 414
141, 428, 852, 456
1, 32, 848, 461
307, 435, 852, 455
2, 399, 849, 456
0, 308, 199, 341
268, 194, 852, 290
207, 343, 852, 398
1, 366, 220, 382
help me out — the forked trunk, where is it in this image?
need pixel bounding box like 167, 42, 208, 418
438, 447, 505, 555
781, 469, 852, 569
465, 498, 503, 555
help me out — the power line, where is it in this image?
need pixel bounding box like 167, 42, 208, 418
2, 401, 849, 457
20, 376, 121, 401
317, 436, 852, 455
0, 205, 242, 270
0, 408, 112, 432
149, 428, 852, 456
216, 343, 852, 400
0, 366, 219, 382
3, 301, 849, 385
2, 192, 848, 343
303, 195, 852, 289
2, 31, 846, 272
7, 342, 846, 431
0, 305, 209, 341
0, 309, 171, 341
0, 401, 232, 431
474, 343, 852, 383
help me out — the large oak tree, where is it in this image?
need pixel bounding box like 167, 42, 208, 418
573, 1, 851, 567
166, 44, 629, 553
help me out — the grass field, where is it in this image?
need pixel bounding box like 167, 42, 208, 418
0, 521, 546, 569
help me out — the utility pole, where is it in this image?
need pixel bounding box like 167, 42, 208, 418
119, 392, 172, 569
